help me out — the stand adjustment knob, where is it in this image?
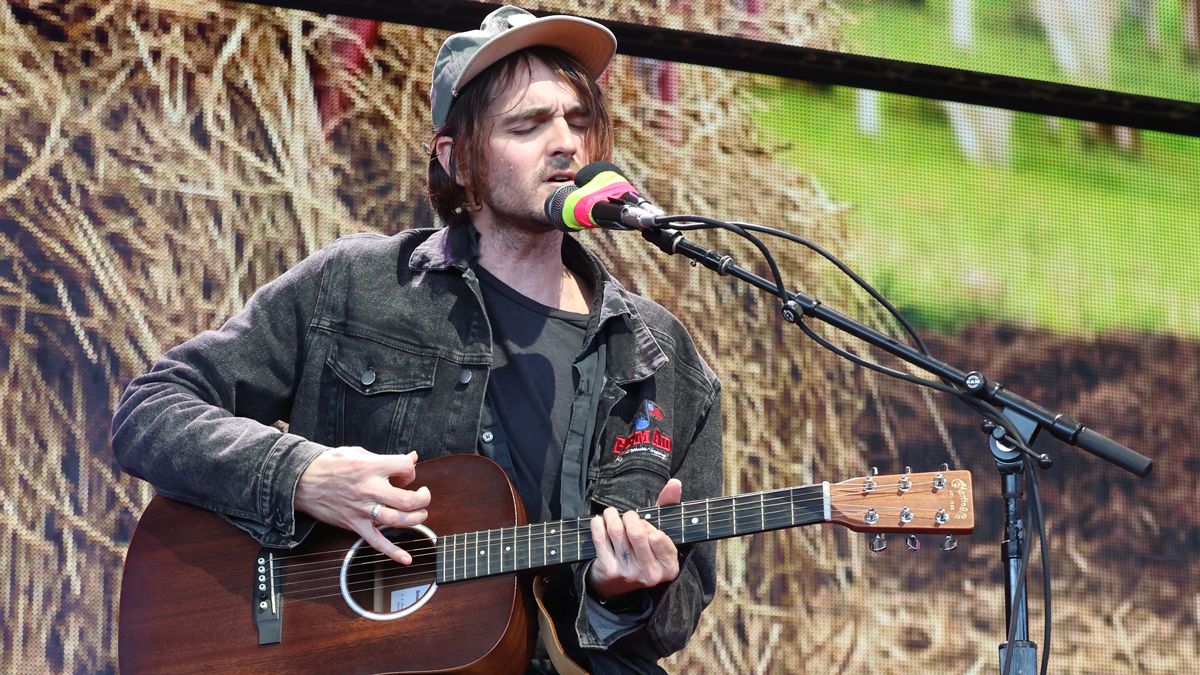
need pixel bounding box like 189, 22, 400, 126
963, 371, 987, 392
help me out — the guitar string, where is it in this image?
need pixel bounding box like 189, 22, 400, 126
272, 500, 959, 588
275, 501, 951, 580
270, 489, 955, 578
272, 501, 964, 596
283, 523, 965, 601
270, 477, 957, 568
265, 476, 962, 565
268, 483, 964, 585
285, 501, 966, 604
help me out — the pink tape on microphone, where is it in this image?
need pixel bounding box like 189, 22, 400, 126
572, 180, 637, 229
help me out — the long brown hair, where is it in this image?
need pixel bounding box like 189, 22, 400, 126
427, 47, 613, 227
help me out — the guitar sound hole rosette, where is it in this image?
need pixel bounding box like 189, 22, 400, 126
340, 524, 439, 621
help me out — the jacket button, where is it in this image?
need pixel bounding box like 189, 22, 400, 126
361, 368, 376, 386
481, 431, 494, 443
458, 369, 473, 384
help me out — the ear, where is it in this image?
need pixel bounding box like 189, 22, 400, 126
434, 136, 461, 187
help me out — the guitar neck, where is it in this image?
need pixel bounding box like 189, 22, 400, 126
435, 484, 828, 584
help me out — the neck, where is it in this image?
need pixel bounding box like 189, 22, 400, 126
472, 214, 591, 313
434, 483, 829, 584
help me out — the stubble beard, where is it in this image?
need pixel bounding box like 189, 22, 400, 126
478, 174, 557, 236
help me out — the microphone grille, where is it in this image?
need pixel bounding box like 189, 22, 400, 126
544, 184, 578, 231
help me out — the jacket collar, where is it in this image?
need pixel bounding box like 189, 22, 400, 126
564, 236, 668, 385
409, 224, 477, 271
408, 225, 667, 383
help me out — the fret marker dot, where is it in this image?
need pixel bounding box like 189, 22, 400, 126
691, 517, 700, 525
479, 550, 486, 556
505, 546, 511, 552
551, 549, 557, 556
551, 528, 557, 534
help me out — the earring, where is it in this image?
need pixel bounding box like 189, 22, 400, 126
453, 201, 481, 215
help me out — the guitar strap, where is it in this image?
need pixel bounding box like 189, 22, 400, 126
532, 573, 589, 675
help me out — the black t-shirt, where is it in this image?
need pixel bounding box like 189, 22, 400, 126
475, 264, 589, 521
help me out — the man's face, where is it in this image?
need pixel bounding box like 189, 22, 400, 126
475, 58, 592, 232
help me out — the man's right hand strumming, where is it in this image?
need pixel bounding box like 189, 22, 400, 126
294, 448, 431, 564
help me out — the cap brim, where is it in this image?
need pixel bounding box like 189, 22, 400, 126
451, 16, 617, 96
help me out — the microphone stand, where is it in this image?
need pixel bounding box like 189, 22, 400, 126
639, 225, 1153, 674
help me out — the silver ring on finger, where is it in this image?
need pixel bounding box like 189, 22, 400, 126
370, 502, 383, 526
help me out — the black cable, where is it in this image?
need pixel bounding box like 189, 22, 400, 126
655, 216, 790, 305
728, 221, 932, 357
650, 213, 1052, 671
659, 217, 957, 392
1001, 459, 1036, 675
795, 319, 959, 393
1027, 456, 1051, 675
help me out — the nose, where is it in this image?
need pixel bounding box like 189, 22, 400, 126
547, 115, 580, 158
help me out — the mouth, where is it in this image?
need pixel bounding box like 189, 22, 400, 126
544, 171, 575, 185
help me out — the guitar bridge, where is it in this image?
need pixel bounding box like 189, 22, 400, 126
253, 549, 282, 645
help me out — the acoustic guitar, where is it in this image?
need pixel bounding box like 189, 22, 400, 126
118, 454, 974, 673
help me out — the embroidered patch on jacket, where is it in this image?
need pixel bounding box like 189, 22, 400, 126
613, 400, 672, 460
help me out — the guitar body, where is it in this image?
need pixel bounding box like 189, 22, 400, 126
119, 455, 536, 674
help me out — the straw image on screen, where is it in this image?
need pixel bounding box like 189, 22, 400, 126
1, 1, 1196, 672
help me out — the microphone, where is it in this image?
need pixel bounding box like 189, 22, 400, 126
544, 161, 664, 232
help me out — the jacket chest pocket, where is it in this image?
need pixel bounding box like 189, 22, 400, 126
592, 407, 674, 513
318, 334, 437, 455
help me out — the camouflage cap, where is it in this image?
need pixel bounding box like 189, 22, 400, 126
429, 5, 616, 130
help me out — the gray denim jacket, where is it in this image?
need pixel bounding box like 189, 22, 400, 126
112, 225, 722, 667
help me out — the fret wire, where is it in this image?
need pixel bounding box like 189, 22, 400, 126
280, 488, 852, 589
284, 479, 962, 576
442, 485, 833, 581
436, 537, 444, 584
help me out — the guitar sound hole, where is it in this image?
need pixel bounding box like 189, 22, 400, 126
344, 527, 437, 617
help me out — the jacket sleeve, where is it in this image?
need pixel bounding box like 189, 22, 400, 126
111, 247, 335, 548
571, 384, 723, 671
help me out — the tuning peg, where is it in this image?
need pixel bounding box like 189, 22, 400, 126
869, 533, 887, 552
939, 535, 958, 552
906, 534, 921, 551
862, 467, 878, 493
862, 466, 878, 494
899, 466, 912, 493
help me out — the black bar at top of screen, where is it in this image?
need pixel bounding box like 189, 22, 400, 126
236, 0, 1200, 137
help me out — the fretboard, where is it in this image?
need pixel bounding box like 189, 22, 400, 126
435, 483, 827, 584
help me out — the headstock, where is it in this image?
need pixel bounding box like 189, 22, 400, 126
828, 466, 974, 535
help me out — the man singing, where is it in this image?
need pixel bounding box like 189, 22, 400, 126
114, 6, 722, 672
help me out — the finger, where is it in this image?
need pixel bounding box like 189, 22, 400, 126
602, 507, 628, 563
590, 514, 616, 568
375, 505, 428, 529
357, 523, 412, 564
656, 478, 682, 507
384, 451, 420, 487
622, 510, 655, 566
381, 484, 432, 511
647, 529, 680, 576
